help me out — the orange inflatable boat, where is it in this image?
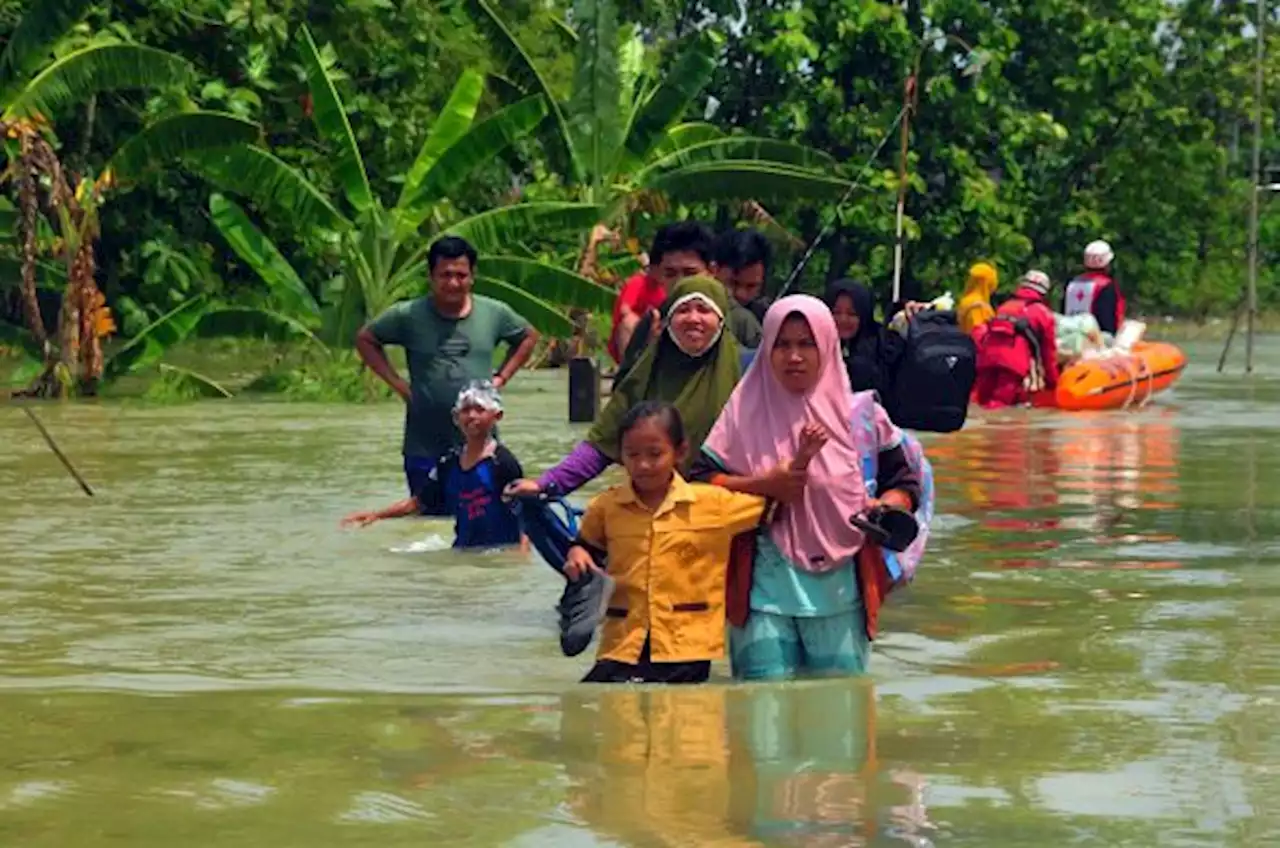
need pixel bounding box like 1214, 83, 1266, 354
1030, 341, 1187, 411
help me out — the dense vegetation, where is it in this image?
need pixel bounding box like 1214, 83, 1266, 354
0, 0, 1276, 396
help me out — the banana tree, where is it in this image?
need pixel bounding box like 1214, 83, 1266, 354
470, 0, 852, 243
0, 0, 263, 396
186, 25, 615, 342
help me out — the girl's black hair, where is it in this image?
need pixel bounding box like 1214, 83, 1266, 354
617, 400, 686, 447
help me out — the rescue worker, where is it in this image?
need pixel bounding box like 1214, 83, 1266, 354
957, 262, 998, 335
973, 270, 1060, 409
1063, 240, 1125, 335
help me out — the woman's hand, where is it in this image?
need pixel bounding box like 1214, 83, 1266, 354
503, 479, 542, 499
564, 545, 604, 581
341, 511, 380, 528
758, 461, 810, 503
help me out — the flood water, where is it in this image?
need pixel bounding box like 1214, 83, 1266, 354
2, 337, 1278, 846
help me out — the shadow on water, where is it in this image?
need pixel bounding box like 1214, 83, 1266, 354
0, 337, 1278, 845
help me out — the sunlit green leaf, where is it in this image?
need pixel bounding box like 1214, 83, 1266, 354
625, 34, 717, 160
397, 69, 485, 212
185, 145, 349, 232
640, 161, 853, 203
0, 0, 93, 86
208, 193, 320, 323
567, 0, 622, 195
399, 95, 549, 226
6, 44, 193, 120
297, 25, 373, 213
479, 256, 615, 312
474, 276, 573, 336
448, 202, 602, 253
105, 112, 260, 187
104, 295, 208, 379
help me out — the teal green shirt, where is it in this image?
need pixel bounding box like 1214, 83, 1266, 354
749, 534, 861, 617
368, 295, 530, 458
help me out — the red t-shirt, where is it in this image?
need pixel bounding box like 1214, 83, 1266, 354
608, 272, 667, 362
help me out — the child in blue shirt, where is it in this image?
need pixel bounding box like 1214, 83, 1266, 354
343, 381, 526, 550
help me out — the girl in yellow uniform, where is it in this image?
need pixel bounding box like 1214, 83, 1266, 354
564, 400, 805, 684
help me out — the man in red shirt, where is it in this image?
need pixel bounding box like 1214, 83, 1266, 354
608, 221, 715, 363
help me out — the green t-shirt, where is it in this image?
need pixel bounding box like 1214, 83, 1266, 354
368, 295, 531, 457
729, 302, 763, 349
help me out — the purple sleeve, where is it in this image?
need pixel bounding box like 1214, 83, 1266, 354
537, 441, 613, 495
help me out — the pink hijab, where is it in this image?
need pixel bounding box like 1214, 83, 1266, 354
703, 294, 872, 572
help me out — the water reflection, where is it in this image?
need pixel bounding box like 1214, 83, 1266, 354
1, 340, 1279, 845
562, 680, 933, 847
931, 411, 1183, 570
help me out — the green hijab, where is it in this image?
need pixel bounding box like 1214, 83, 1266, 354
588, 275, 741, 465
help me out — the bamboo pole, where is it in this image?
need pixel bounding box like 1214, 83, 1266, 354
891, 74, 917, 306
1246, 0, 1265, 374
20, 406, 95, 497
1217, 295, 1246, 372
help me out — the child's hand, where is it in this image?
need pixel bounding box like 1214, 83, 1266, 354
794, 422, 830, 470
503, 479, 542, 500
564, 545, 603, 581
341, 511, 380, 528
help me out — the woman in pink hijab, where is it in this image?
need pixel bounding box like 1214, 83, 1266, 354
692, 294, 932, 680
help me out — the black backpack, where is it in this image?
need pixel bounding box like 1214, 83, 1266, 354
884, 310, 976, 433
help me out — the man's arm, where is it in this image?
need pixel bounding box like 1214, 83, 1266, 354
492, 304, 538, 387
356, 325, 410, 401
1092, 284, 1119, 335
494, 327, 538, 387
1040, 315, 1061, 388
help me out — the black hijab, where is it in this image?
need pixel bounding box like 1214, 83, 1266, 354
823, 278, 893, 395
824, 279, 879, 342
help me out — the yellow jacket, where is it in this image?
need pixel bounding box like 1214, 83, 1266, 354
958, 262, 998, 334
578, 473, 767, 664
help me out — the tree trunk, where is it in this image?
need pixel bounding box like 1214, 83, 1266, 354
15, 140, 48, 350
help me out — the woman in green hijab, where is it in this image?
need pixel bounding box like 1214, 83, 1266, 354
506, 275, 742, 497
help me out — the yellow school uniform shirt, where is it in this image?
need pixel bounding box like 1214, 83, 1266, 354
578, 473, 767, 665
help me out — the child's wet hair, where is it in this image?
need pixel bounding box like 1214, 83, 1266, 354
618, 401, 686, 447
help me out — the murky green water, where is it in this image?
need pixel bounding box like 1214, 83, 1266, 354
2, 338, 1278, 846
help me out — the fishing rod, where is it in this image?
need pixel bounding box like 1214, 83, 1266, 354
19, 405, 95, 497
777, 104, 909, 299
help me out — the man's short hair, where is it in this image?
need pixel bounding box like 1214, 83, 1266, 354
649, 221, 715, 266
714, 228, 771, 272
428, 236, 478, 271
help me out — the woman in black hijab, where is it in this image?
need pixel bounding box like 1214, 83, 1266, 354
823, 279, 904, 397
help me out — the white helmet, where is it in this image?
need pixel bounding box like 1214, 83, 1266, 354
1083, 240, 1113, 270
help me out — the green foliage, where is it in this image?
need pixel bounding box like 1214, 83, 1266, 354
5, 43, 193, 120
194, 24, 607, 344
472, 0, 846, 227
0, 0, 1273, 402
243, 348, 388, 402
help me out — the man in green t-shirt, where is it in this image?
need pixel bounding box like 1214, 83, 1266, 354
356, 236, 538, 513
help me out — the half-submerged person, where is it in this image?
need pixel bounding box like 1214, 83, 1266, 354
342, 381, 526, 550
823, 279, 904, 397
355, 236, 538, 510
973, 269, 1060, 409
509, 276, 776, 654
692, 295, 931, 681
564, 401, 786, 684
958, 261, 999, 335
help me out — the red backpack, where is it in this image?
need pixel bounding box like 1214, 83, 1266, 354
976, 301, 1040, 377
